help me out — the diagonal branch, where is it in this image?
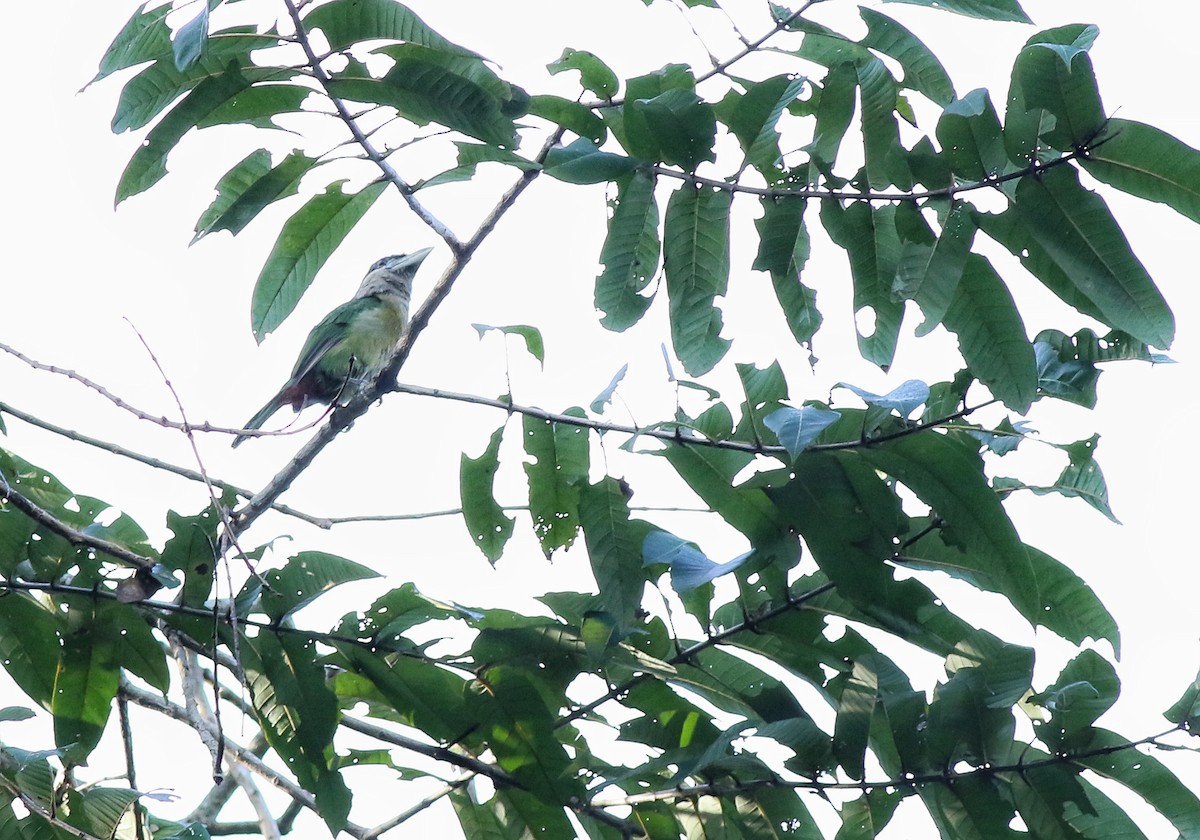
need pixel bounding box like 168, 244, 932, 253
0, 481, 156, 572
280, 0, 460, 247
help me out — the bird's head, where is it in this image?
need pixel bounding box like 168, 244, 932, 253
357, 247, 433, 299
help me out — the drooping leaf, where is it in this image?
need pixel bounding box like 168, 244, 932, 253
663, 184, 732, 376
819, 200, 903, 369
1082, 118, 1200, 223
172, 4, 209, 71
461, 424, 516, 564
755, 195, 821, 346
581, 478, 650, 626
894, 201, 976, 335
857, 57, 911, 190
523, 410, 589, 554
722, 74, 807, 177
250, 179, 388, 341
115, 65, 254, 203
859, 8, 955, 106
936, 88, 1008, 181
1013, 165, 1174, 349
596, 171, 660, 329
1013, 34, 1105, 151
193, 149, 319, 242
53, 609, 121, 763
941, 254, 1037, 412
590, 364, 628, 414
857, 433, 1038, 620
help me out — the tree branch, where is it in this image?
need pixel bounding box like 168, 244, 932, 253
0, 481, 156, 572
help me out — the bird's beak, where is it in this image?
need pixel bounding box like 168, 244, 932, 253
388, 247, 433, 272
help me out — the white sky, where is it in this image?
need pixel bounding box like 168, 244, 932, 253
2, 1, 1198, 836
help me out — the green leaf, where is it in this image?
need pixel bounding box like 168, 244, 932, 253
418, 141, 540, 189
91, 3, 173, 85
461, 424, 516, 564
764, 405, 841, 460
857, 57, 911, 190
880, 0, 1031, 23
832, 659, 879, 780
172, 5, 209, 71
112, 33, 281, 133
250, 179, 388, 341
723, 74, 807, 176
1082, 118, 1200, 223
543, 137, 637, 184
803, 62, 857, 175
0, 594, 60, 708
523, 410, 589, 554
1016, 435, 1117, 522
196, 82, 311, 129
472, 323, 545, 366
905, 524, 1118, 650
1013, 36, 1105, 151
326, 46, 522, 147
859, 9, 954, 106
642, 531, 752, 594
1013, 166, 1175, 348
894, 201, 976, 336
261, 551, 380, 622
1032, 649, 1118, 748
596, 171, 660, 330
53, 611, 120, 762
663, 184, 732, 375
976, 208, 1105, 323
547, 48, 618, 99
819, 201, 903, 369
941, 254, 1037, 412
624, 88, 717, 170
754, 196, 821, 346
471, 667, 582, 805
303, 0, 476, 55
1076, 728, 1200, 840
857, 433, 1038, 619
659, 445, 779, 542
936, 89, 1008, 181
590, 364, 628, 414
193, 149, 319, 242
525, 94, 605, 142
580, 478, 650, 627
115, 65, 254, 203
1034, 340, 1100, 408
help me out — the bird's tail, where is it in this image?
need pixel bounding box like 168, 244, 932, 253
231, 394, 286, 448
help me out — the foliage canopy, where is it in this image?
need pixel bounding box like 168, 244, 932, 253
1, 0, 1199, 838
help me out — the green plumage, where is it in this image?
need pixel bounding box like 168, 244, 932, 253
233, 248, 432, 447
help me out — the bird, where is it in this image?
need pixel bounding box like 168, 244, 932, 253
232, 248, 433, 447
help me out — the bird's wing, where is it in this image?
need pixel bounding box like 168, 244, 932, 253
288, 300, 366, 382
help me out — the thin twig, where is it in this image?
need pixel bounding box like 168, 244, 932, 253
589, 726, 1185, 806
280, 0, 461, 247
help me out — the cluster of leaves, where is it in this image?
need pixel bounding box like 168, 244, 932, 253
3, 0, 1200, 838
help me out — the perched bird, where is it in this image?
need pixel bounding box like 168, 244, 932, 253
232, 248, 432, 447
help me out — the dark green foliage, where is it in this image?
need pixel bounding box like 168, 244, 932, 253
3, 1, 1195, 837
